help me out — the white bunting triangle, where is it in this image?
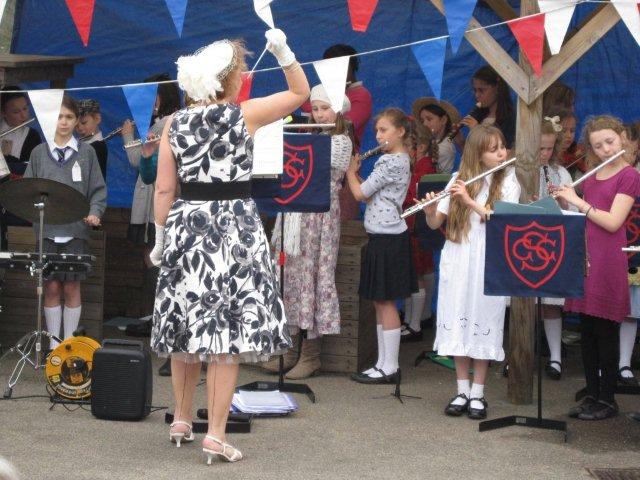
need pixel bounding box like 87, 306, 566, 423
612, 0, 640, 47
312, 56, 350, 114
28, 89, 65, 147
538, 0, 576, 55
0, 1, 8, 27
254, 0, 275, 28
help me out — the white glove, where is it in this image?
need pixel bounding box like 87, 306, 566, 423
149, 223, 166, 267
265, 28, 296, 68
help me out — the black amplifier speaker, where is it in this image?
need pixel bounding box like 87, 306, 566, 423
91, 339, 152, 421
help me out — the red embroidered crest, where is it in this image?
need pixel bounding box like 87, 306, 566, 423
274, 142, 314, 205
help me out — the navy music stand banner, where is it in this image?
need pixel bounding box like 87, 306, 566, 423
484, 208, 585, 298
416, 174, 451, 251
253, 133, 331, 215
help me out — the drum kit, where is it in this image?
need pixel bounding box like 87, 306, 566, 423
0, 177, 96, 399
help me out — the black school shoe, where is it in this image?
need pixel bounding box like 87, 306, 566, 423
577, 400, 618, 421
400, 325, 423, 343
618, 367, 639, 387
568, 396, 596, 418
468, 397, 488, 420
444, 393, 469, 416
545, 361, 562, 380
350, 367, 398, 384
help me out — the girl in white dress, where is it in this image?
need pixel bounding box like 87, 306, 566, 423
422, 124, 520, 419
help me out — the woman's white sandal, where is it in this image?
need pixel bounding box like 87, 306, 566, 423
203, 435, 243, 464
169, 421, 194, 447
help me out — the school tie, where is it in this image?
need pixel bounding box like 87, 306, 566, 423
55, 147, 68, 164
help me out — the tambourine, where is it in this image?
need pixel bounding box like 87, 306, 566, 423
45, 335, 100, 400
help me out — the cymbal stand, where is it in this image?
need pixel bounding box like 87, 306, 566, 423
1, 194, 60, 398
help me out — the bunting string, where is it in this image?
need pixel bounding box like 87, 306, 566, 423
2, 0, 635, 95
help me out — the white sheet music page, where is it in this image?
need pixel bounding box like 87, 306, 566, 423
252, 119, 283, 176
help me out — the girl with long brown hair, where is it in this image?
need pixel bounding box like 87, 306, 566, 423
422, 125, 520, 419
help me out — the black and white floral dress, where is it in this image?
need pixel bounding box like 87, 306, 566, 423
151, 103, 292, 363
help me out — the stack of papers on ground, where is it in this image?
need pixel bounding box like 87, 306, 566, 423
232, 390, 298, 415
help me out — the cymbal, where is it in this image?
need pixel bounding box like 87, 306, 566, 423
0, 178, 89, 225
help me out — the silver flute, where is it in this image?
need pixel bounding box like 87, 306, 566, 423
359, 141, 388, 160
569, 150, 625, 188
401, 157, 517, 219
0, 118, 35, 139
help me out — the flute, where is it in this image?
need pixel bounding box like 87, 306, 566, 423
569, 150, 625, 188
447, 103, 483, 141
0, 118, 35, 139
123, 134, 161, 150
358, 141, 388, 160
401, 157, 517, 219
79, 122, 136, 142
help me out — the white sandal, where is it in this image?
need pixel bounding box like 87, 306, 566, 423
169, 421, 194, 448
203, 435, 243, 464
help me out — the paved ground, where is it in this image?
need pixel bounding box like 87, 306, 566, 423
1, 328, 640, 480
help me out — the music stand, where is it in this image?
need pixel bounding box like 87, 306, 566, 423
0, 178, 88, 398
479, 202, 586, 441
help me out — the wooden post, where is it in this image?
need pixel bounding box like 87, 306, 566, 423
506, 0, 540, 404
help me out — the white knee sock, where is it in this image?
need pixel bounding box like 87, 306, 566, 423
408, 289, 426, 332
381, 328, 401, 375
452, 379, 470, 406
544, 317, 562, 371
403, 297, 412, 326
364, 325, 385, 375
620, 320, 638, 376
44, 306, 62, 349
63, 305, 81, 339
421, 273, 435, 320
470, 383, 485, 409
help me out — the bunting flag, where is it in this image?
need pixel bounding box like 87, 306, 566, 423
411, 38, 448, 99
312, 57, 350, 114
121, 83, 159, 142
64, 0, 96, 47
538, 0, 576, 55
236, 73, 254, 104
163, 0, 189, 37
347, 0, 378, 32
443, 0, 477, 54
254, 0, 275, 28
507, 14, 545, 76
28, 89, 65, 146
612, 0, 640, 47
0, 1, 8, 28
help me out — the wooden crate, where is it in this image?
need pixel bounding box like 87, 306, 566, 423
0, 226, 105, 346
321, 220, 376, 374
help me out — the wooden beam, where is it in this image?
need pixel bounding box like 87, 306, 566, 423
508, 0, 540, 405
484, 0, 518, 22
530, 4, 620, 103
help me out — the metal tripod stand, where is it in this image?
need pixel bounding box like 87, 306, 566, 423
1, 196, 60, 398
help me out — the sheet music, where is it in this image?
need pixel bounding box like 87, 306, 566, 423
252, 119, 283, 177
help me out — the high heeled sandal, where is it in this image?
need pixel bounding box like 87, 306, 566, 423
203, 435, 243, 464
169, 421, 194, 448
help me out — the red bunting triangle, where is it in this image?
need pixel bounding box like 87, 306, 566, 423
508, 13, 545, 77
65, 0, 96, 47
236, 73, 254, 104
347, 0, 378, 32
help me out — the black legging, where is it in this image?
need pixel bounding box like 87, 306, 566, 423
581, 314, 620, 404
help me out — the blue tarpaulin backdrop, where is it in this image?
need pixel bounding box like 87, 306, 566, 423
12, 0, 640, 207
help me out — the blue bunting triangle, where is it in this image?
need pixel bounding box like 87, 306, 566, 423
122, 83, 158, 142
164, 0, 189, 37
411, 38, 448, 99
443, 0, 477, 54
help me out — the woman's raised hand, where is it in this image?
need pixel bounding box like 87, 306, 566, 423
265, 29, 296, 67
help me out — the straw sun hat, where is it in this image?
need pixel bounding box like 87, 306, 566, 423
412, 97, 461, 126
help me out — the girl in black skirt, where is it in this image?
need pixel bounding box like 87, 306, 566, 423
346, 107, 417, 383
